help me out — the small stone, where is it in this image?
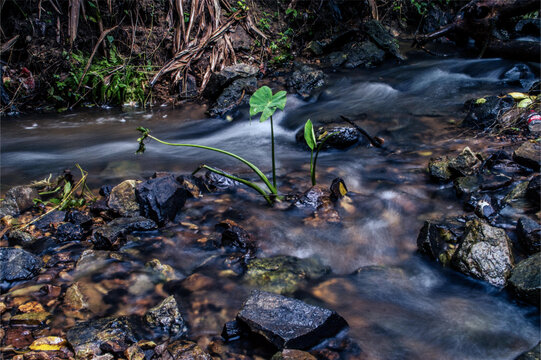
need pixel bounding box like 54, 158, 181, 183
56, 222, 84, 242
216, 219, 256, 256
92, 216, 157, 250
271, 349, 318, 360
108, 180, 142, 217
145, 259, 178, 282
417, 218, 463, 266
167, 340, 213, 360
286, 64, 326, 99
428, 157, 452, 182
7, 229, 37, 247
454, 176, 480, 196
0, 248, 43, 282
125, 344, 146, 360
10, 312, 51, 326
145, 296, 187, 340
508, 254, 540, 306
513, 141, 541, 171
474, 195, 496, 220
448, 147, 482, 177
33, 210, 66, 230
67, 210, 93, 228
237, 290, 348, 349
222, 320, 243, 341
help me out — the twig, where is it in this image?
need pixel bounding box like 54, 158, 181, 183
340, 115, 383, 148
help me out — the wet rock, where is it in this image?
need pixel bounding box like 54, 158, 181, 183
145, 259, 179, 282
454, 176, 480, 196
135, 174, 190, 225
515, 341, 541, 360
463, 95, 514, 129
203, 63, 258, 100
66, 316, 140, 357
272, 349, 318, 360
286, 64, 326, 99
0, 186, 38, 218
0, 248, 43, 282
513, 142, 541, 171
330, 178, 348, 201
448, 147, 482, 177
422, 4, 453, 34
7, 229, 37, 247
296, 123, 362, 150
529, 80, 541, 96
208, 77, 258, 118
125, 344, 146, 360
508, 253, 540, 306
324, 51, 348, 68
216, 219, 256, 256
474, 195, 496, 220
176, 175, 204, 198
244, 255, 330, 295
293, 185, 331, 211
237, 290, 348, 349
67, 210, 93, 229
204, 169, 240, 192
517, 217, 541, 254
56, 222, 84, 242
34, 210, 66, 230
305, 40, 324, 56
10, 312, 51, 326
108, 180, 141, 217
417, 218, 464, 266
100, 184, 114, 197
479, 173, 514, 191
526, 175, 540, 207
428, 157, 452, 182
503, 181, 530, 208
452, 218, 514, 287
222, 320, 243, 341
92, 216, 157, 250
343, 41, 385, 68
145, 296, 187, 340
500, 64, 536, 87
166, 340, 212, 360
515, 18, 541, 36
179, 73, 198, 99
363, 20, 404, 60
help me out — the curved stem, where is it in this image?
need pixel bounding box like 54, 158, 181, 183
310, 150, 315, 186
270, 115, 277, 190
147, 134, 277, 194
196, 164, 273, 206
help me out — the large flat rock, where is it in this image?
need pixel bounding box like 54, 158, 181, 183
237, 290, 348, 350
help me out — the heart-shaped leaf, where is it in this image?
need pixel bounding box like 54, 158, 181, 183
249, 86, 287, 122
304, 119, 316, 150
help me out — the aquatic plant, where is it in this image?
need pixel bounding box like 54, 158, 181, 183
303, 119, 337, 186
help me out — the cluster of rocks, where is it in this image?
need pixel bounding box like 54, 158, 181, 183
421, 143, 540, 305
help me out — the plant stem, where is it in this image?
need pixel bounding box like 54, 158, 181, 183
147, 134, 277, 195
270, 115, 277, 189
194, 164, 273, 205
310, 150, 315, 186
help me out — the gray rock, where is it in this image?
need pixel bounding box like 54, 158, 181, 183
526, 175, 540, 207
208, 77, 257, 118
178, 73, 198, 99
286, 65, 326, 99
343, 41, 385, 68
324, 51, 348, 68
463, 95, 514, 129
7, 229, 37, 247
296, 124, 362, 150
417, 218, 464, 266
0, 186, 38, 218
203, 63, 258, 101
454, 176, 480, 196
448, 147, 482, 177
92, 216, 157, 250
452, 218, 514, 287
107, 180, 141, 217
428, 157, 452, 182
165, 340, 213, 359
145, 296, 187, 340
56, 222, 85, 242
517, 217, 540, 254
508, 254, 540, 306
0, 247, 43, 282
363, 20, 404, 60
237, 290, 348, 349
515, 341, 540, 360
293, 185, 331, 211
204, 168, 241, 192
135, 174, 190, 225
513, 142, 541, 171
34, 210, 66, 230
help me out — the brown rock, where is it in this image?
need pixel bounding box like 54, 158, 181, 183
272, 349, 318, 360
5, 327, 34, 348
107, 180, 142, 217
513, 141, 541, 171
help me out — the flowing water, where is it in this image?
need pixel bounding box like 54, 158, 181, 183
2, 55, 540, 359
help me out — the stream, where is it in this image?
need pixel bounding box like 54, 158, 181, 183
1, 55, 540, 359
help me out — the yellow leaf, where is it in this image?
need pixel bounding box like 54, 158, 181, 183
475, 98, 486, 104
508, 92, 528, 100
418, 151, 433, 156
518, 98, 533, 108
338, 182, 348, 196
29, 336, 67, 351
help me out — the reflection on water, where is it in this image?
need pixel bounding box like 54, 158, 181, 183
1, 56, 539, 359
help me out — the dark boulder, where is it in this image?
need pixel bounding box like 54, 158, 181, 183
208, 77, 258, 118
56, 222, 85, 242
417, 218, 464, 266
67, 210, 93, 229
0, 247, 43, 282
145, 295, 187, 340
500, 63, 536, 87
237, 290, 348, 350
34, 210, 66, 230
0, 186, 38, 218
296, 124, 362, 150
216, 219, 256, 257
513, 142, 541, 171
508, 253, 540, 306
517, 217, 540, 254
526, 175, 540, 207
203, 63, 258, 100
92, 216, 157, 250
515, 18, 541, 36
452, 218, 514, 287
363, 20, 404, 61
286, 64, 326, 99
7, 229, 37, 247
462, 95, 514, 129
343, 41, 385, 69
135, 174, 190, 225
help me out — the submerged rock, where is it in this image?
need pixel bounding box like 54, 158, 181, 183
417, 218, 464, 266
452, 218, 514, 287
92, 216, 157, 250
244, 255, 330, 295
237, 290, 348, 350
56, 222, 85, 242
0, 185, 38, 218
34, 210, 66, 230
204, 169, 241, 192
135, 174, 190, 225
293, 185, 331, 211
107, 179, 141, 217
0, 247, 43, 282
286, 64, 326, 99
513, 142, 541, 171
517, 217, 541, 254
508, 253, 540, 306
462, 95, 514, 129
216, 219, 256, 256
145, 296, 187, 340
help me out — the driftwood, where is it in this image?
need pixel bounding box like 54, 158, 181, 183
415, 0, 540, 61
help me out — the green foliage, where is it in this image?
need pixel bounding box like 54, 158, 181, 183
231, 0, 249, 12
269, 28, 294, 65
392, 0, 450, 16
303, 119, 337, 186
257, 12, 271, 31
48, 42, 153, 108
249, 86, 287, 123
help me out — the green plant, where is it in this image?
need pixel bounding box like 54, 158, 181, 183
249, 86, 287, 190
303, 119, 337, 186
258, 12, 271, 31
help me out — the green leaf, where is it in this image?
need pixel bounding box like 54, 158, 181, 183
63, 182, 72, 198
304, 119, 316, 150
249, 86, 287, 122
518, 98, 533, 108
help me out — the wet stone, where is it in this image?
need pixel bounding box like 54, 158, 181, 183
508, 253, 540, 307
0, 247, 43, 282
67, 210, 93, 229
448, 147, 482, 177
222, 320, 243, 341
293, 185, 332, 211
167, 340, 213, 360
513, 142, 541, 171
107, 179, 141, 217
454, 176, 480, 196
216, 219, 256, 256
363, 19, 404, 60
204, 169, 241, 192
244, 255, 330, 295
479, 173, 514, 191
417, 218, 464, 266
296, 124, 361, 150
286, 64, 326, 99
144, 296, 187, 340
135, 174, 190, 225
271, 349, 318, 360
208, 77, 258, 118
428, 157, 452, 182
343, 41, 385, 69
452, 218, 514, 287
7, 229, 37, 247
34, 210, 66, 230
474, 195, 496, 220
517, 217, 541, 254
0, 186, 38, 218
237, 290, 348, 350
56, 222, 84, 242
526, 175, 540, 207
92, 216, 157, 250
463, 95, 514, 129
